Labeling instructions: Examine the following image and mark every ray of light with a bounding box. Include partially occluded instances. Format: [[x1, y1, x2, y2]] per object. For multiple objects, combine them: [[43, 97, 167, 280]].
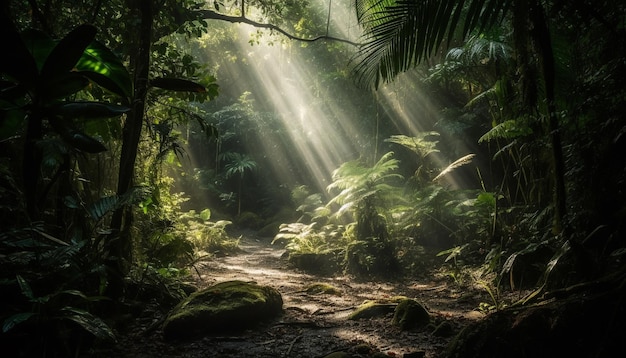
[[183, 0, 478, 207]]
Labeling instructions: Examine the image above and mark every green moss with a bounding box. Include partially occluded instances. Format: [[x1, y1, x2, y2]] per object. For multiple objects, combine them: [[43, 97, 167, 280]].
[[348, 300, 396, 320], [392, 298, 430, 330], [304, 282, 342, 296], [163, 281, 282, 340]]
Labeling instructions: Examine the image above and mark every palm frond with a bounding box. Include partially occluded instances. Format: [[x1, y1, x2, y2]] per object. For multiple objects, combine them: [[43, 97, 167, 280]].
[[353, 0, 512, 87]]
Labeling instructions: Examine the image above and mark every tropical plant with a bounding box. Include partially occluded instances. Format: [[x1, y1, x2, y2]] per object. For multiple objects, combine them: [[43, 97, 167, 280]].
[[0, 23, 132, 220], [385, 132, 441, 183], [181, 208, 238, 256], [352, 0, 567, 234], [327, 151, 404, 276], [223, 152, 258, 216]]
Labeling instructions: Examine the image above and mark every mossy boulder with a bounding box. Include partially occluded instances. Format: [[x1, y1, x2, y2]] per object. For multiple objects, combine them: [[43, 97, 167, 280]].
[[348, 300, 396, 320], [162, 280, 283, 340], [392, 298, 430, 330], [304, 282, 342, 296]]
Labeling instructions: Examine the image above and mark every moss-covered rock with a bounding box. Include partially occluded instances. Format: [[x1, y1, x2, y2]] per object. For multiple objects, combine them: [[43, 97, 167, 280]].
[[348, 300, 396, 320], [392, 298, 430, 330], [162, 280, 283, 340], [304, 282, 342, 296]]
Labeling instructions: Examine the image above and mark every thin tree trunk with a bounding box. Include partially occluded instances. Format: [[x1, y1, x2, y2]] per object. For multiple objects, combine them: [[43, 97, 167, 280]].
[[107, 0, 153, 298], [529, 1, 567, 234]]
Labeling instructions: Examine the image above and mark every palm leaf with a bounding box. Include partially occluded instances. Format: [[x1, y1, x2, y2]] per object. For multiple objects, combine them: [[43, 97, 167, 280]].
[[353, 0, 511, 87]]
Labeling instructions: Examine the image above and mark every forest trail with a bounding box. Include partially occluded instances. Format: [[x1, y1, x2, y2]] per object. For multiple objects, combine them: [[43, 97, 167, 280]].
[[108, 233, 488, 358]]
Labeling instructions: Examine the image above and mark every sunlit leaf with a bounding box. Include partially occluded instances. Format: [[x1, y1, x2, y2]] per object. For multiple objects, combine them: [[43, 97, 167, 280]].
[[432, 153, 476, 182], [200, 208, 211, 221], [76, 40, 133, 99]]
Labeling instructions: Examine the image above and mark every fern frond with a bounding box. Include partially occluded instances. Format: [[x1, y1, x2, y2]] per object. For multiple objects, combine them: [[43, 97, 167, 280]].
[[385, 132, 440, 159], [433, 153, 476, 182], [478, 119, 533, 143]]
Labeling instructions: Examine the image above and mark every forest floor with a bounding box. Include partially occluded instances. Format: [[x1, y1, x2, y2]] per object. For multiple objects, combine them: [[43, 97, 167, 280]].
[[94, 232, 496, 358]]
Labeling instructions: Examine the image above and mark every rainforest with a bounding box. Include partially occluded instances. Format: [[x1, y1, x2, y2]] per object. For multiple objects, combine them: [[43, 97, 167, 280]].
[[1, 1, 625, 357]]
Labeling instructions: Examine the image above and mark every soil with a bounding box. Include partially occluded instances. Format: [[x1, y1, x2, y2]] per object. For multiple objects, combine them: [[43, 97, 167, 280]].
[[91, 232, 492, 358]]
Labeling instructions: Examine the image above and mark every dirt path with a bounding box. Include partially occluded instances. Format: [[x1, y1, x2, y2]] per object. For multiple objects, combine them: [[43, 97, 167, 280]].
[[105, 233, 487, 357]]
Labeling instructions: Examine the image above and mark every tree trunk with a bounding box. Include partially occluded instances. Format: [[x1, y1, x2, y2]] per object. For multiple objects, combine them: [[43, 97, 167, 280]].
[[107, 0, 153, 298], [513, 0, 567, 235], [529, 1, 567, 235]]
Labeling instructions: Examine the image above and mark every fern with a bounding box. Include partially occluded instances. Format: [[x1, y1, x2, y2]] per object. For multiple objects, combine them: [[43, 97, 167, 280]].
[[385, 133, 440, 159], [478, 119, 533, 143]]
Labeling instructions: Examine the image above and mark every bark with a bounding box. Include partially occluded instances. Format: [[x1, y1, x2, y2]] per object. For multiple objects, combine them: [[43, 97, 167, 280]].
[[107, 0, 153, 298], [513, 0, 567, 234], [529, 1, 567, 234]]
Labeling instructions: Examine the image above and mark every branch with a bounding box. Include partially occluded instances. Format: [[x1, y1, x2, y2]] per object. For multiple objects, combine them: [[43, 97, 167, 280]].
[[191, 9, 360, 47]]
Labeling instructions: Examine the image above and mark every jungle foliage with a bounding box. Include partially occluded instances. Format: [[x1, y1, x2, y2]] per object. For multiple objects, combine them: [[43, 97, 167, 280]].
[[1, 0, 625, 356]]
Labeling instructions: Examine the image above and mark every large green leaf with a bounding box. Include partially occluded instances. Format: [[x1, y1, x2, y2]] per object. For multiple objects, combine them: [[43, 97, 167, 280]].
[[2, 312, 35, 333], [87, 195, 122, 220], [38, 73, 90, 102], [49, 117, 107, 153], [52, 102, 130, 119], [63, 131, 107, 153], [76, 40, 133, 99], [60, 307, 116, 341], [40, 24, 97, 79], [20, 29, 56, 73]]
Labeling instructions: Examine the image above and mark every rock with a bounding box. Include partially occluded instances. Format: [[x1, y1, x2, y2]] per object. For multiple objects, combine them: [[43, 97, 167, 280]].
[[304, 282, 342, 296], [392, 298, 430, 330], [348, 300, 396, 320], [162, 280, 283, 340]]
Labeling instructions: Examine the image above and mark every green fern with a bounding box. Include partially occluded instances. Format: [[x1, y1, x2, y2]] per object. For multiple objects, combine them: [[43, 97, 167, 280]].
[[385, 133, 440, 160], [478, 119, 533, 143]]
